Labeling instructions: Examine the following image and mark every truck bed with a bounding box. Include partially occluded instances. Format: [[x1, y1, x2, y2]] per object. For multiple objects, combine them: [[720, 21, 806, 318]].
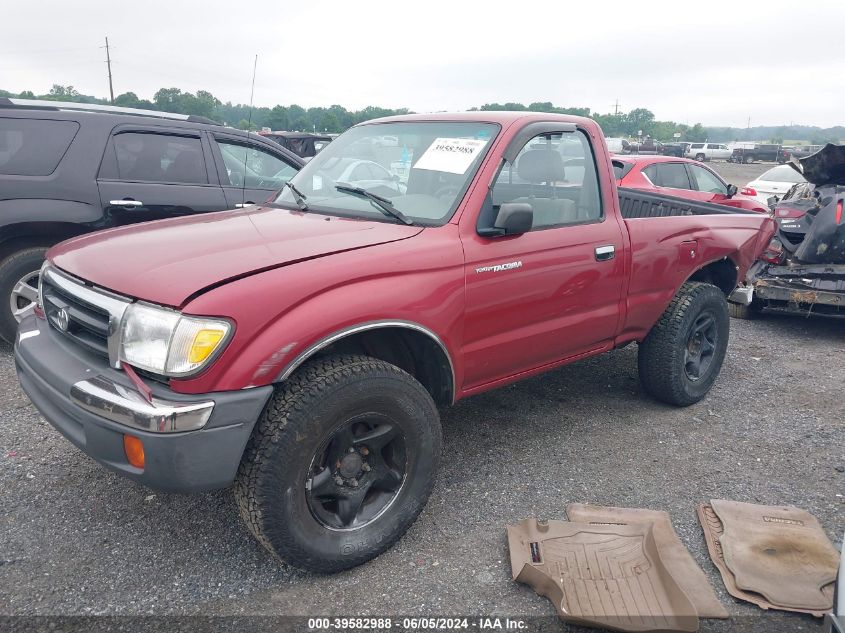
[[618, 187, 756, 219]]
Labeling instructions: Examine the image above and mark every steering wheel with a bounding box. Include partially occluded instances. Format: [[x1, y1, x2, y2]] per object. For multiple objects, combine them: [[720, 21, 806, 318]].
[[434, 185, 460, 199], [255, 177, 278, 189]]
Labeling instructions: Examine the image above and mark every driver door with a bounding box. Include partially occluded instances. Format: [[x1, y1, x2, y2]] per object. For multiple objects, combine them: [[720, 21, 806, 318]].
[[211, 134, 300, 208]]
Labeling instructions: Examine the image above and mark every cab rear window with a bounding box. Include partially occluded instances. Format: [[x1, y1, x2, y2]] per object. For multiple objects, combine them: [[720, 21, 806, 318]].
[[0, 118, 79, 176]]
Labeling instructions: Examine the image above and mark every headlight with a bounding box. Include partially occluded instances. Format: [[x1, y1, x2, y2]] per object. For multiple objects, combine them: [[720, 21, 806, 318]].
[[120, 302, 232, 377]]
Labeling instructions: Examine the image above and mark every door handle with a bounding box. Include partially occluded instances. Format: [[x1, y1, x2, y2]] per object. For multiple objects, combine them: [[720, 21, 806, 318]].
[[110, 199, 143, 207], [595, 245, 615, 261], [234, 202, 254, 208]]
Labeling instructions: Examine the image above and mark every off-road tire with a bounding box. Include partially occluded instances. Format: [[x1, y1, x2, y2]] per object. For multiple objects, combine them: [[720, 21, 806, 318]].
[[638, 282, 730, 406], [728, 299, 762, 320], [0, 246, 48, 344], [235, 354, 442, 573]]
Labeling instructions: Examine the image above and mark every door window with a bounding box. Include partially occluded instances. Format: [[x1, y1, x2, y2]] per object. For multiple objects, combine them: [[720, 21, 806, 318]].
[[217, 140, 297, 189], [642, 162, 692, 189], [689, 164, 728, 194], [109, 132, 207, 184], [489, 130, 602, 230]]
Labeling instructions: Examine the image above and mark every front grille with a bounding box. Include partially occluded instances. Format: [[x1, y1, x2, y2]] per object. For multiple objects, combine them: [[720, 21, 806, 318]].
[[39, 268, 130, 366], [42, 277, 111, 357]]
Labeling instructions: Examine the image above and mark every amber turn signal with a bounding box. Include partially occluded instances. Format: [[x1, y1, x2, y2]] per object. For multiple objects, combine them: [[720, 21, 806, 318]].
[[123, 434, 145, 469]]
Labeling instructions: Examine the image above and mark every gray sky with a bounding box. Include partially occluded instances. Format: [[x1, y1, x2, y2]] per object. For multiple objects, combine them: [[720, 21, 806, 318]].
[[3, 1, 844, 128]]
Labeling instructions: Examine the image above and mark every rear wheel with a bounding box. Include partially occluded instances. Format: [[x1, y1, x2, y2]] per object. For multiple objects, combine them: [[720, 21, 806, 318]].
[[695, 153, 706, 162], [638, 282, 730, 406], [0, 246, 48, 344], [235, 354, 442, 572], [743, 154, 754, 164]]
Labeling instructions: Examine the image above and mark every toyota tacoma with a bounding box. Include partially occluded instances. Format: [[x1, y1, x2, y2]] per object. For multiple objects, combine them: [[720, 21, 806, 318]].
[[15, 112, 776, 572]]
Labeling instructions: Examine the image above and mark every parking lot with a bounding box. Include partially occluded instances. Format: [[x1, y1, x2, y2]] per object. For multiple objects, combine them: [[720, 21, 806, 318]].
[[1, 161, 842, 631]]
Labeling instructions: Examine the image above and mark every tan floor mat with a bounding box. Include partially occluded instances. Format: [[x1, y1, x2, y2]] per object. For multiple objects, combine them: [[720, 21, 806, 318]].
[[566, 504, 728, 619], [711, 499, 838, 612], [507, 518, 699, 632], [698, 503, 835, 617]]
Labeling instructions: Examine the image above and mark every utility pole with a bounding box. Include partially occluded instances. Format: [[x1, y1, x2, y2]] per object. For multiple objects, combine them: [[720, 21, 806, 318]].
[[612, 98, 621, 115], [104, 37, 114, 104]]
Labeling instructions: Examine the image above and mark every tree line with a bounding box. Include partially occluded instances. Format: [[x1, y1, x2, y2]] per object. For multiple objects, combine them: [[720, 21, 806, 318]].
[[2, 85, 842, 144]]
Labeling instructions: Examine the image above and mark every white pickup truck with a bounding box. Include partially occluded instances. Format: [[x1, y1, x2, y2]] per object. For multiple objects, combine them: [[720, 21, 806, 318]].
[[685, 143, 732, 162]]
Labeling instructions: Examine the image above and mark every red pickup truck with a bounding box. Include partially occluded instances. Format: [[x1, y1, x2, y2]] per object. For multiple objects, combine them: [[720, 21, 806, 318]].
[[15, 112, 775, 573]]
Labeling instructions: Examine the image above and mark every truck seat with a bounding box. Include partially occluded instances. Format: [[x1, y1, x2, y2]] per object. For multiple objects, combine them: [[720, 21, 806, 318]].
[[512, 150, 577, 227]]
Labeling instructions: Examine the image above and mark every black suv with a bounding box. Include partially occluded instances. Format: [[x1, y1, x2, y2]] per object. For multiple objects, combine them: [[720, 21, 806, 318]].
[[0, 99, 304, 342]]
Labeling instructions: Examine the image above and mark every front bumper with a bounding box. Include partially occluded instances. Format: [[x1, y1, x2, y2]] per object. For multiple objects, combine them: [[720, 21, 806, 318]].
[[14, 315, 273, 492]]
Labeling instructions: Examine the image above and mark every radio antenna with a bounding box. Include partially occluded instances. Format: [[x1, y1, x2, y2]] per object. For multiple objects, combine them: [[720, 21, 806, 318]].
[[240, 54, 258, 206]]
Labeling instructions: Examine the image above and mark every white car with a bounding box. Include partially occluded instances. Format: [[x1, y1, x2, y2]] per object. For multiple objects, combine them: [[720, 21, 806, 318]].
[[684, 143, 732, 161], [742, 164, 806, 205], [604, 137, 631, 154]]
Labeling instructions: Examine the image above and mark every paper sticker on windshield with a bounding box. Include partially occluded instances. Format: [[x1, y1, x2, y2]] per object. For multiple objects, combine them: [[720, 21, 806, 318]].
[[413, 137, 488, 175]]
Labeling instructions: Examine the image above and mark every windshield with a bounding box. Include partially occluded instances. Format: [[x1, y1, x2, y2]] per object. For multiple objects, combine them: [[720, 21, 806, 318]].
[[759, 165, 806, 183], [272, 121, 499, 225]]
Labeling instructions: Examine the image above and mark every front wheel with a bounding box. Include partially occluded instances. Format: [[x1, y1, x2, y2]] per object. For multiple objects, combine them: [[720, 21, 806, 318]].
[[235, 354, 442, 572], [0, 246, 48, 344], [638, 282, 730, 406], [695, 153, 706, 162], [743, 155, 754, 164]]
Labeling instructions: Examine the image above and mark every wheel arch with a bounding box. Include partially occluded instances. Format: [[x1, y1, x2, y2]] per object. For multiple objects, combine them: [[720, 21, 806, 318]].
[[0, 221, 90, 261], [685, 257, 738, 296], [275, 320, 456, 406]]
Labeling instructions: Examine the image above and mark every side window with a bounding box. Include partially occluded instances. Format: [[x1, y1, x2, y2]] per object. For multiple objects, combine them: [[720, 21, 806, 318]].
[[111, 132, 207, 184], [489, 130, 601, 231], [217, 140, 297, 189], [0, 118, 79, 176], [689, 165, 728, 194], [645, 163, 692, 189]]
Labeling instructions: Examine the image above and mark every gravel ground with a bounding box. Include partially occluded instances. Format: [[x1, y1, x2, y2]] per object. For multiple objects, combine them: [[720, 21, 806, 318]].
[[705, 161, 774, 189], [1, 159, 842, 632], [1, 311, 843, 630]]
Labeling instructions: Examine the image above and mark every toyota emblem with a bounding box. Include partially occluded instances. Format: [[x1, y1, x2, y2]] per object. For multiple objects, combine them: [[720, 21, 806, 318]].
[[55, 308, 70, 332]]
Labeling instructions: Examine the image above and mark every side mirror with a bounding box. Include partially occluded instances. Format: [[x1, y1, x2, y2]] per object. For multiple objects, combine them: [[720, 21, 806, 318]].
[[478, 203, 533, 237], [726, 184, 738, 198]]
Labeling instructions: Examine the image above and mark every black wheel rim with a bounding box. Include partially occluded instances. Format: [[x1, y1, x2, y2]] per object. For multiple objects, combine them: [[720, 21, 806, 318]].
[[305, 414, 406, 531], [684, 311, 718, 382]]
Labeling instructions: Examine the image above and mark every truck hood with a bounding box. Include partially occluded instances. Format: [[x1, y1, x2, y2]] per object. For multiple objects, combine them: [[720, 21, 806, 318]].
[[49, 206, 423, 307]]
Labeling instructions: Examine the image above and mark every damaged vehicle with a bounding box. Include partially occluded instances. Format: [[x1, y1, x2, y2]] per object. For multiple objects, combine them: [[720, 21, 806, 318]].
[[15, 112, 776, 573], [730, 144, 845, 319]]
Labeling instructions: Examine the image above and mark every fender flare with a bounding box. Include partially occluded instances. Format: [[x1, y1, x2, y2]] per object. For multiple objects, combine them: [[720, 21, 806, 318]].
[[274, 319, 456, 403]]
